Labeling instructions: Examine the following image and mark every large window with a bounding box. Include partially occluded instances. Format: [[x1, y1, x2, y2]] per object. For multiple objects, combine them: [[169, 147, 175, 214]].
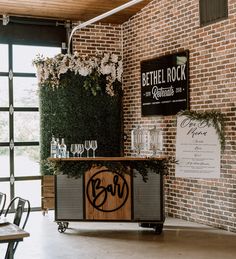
[[200, 0, 228, 26], [0, 43, 60, 209]]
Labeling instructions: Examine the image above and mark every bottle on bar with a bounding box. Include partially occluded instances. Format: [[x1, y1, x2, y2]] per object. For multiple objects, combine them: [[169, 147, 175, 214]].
[[60, 138, 67, 158], [50, 135, 57, 158], [56, 138, 60, 158]]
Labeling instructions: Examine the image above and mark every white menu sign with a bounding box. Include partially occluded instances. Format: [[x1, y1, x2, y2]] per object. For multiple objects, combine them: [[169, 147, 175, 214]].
[[175, 115, 220, 178]]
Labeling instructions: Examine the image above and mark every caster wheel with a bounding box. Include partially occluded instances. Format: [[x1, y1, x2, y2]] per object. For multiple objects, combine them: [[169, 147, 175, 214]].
[[57, 222, 68, 233], [58, 225, 66, 233], [139, 223, 150, 228], [63, 222, 69, 228], [154, 224, 163, 234]]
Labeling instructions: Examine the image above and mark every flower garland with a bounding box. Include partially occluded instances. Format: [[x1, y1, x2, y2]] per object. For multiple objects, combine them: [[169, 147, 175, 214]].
[[178, 110, 226, 151], [33, 52, 123, 96]]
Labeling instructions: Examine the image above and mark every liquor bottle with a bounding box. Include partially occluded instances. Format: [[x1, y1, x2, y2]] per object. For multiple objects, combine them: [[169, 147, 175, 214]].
[[60, 138, 67, 158], [56, 138, 60, 158], [50, 135, 57, 158]]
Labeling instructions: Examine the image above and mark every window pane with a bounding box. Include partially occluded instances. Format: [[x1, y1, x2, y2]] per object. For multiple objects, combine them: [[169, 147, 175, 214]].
[[15, 180, 41, 207], [14, 77, 39, 107], [0, 181, 10, 205], [13, 45, 60, 73], [0, 112, 9, 142], [14, 112, 39, 142], [0, 147, 9, 177], [14, 146, 40, 176], [0, 44, 8, 72], [0, 77, 9, 107], [200, 0, 228, 26]]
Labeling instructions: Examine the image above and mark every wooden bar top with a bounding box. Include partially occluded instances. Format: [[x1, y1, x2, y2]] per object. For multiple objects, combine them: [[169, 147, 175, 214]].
[[48, 156, 167, 162]]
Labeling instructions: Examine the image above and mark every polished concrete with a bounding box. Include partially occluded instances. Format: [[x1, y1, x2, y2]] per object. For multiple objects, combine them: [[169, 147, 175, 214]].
[[1, 211, 236, 259]]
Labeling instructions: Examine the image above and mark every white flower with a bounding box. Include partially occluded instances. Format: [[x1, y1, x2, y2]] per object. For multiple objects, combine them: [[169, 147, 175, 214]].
[[111, 65, 116, 81], [35, 64, 43, 83], [58, 64, 68, 77], [111, 54, 118, 63], [33, 52, 123, 96], [43, 63, 50, 80], [106, 83, 115, 97], [101, 53, 110, 64], [117, 60, 123, 82], [100, 64, 112, 75], [74, 51, 79, 58], [78, 66, 90, 77]]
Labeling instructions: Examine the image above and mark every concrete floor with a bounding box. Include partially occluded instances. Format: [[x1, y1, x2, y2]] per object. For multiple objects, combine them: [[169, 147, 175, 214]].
[[1, 211, 236, 259]]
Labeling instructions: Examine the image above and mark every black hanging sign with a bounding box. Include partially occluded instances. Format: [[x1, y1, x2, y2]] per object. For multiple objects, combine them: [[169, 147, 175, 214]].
[[141, 51, 189, 116]]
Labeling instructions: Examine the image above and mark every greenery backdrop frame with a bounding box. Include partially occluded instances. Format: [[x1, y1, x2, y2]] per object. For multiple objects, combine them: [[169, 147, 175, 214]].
[[35, 53, 124, 175]]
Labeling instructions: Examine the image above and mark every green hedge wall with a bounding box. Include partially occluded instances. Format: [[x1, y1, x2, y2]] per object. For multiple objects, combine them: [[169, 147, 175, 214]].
[[40, 72, 123, 175]]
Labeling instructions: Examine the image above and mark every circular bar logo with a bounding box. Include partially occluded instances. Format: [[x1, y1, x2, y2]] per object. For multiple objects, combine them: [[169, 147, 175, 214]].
[[86, 170, 129, 212]]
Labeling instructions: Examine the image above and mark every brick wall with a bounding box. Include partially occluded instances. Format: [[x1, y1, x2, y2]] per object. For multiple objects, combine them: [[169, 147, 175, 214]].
[[72, 0, 236, 232], [122, 0, 236, 232], [72, 22, 122, 56]]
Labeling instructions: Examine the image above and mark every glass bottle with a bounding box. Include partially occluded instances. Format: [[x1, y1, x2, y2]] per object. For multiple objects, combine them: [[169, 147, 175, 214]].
[[60, 138, 67, 158], [56, 138, 60, 158], [50, 135, 57, 158]]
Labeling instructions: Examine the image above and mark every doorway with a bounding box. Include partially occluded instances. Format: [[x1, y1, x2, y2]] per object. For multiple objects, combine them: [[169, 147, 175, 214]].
[[0, 43, 60, 210]]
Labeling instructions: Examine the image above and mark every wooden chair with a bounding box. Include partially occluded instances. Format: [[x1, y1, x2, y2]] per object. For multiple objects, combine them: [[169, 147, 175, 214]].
[[4, 197, 30, 259], [0, 192, 6, 216]]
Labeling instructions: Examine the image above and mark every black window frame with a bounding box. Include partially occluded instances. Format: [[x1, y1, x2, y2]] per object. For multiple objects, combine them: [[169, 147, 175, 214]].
[[199, 0, 228, 27], [0, 17, 66, 211]]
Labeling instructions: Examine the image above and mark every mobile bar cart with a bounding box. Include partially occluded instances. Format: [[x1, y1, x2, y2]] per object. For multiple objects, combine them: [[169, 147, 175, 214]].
[[50, 157, 166, 234]]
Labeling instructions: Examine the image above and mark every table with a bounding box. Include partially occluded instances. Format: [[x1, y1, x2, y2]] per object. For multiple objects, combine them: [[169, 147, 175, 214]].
[[0, 222, 29, 259]]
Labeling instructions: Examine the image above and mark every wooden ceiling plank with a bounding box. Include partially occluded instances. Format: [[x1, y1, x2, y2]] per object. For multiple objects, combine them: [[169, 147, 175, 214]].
[[0, 0, 152, 24]]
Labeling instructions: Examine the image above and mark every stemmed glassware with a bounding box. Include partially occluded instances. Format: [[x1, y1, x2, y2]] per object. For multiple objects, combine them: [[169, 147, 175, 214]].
[[78, 144, 84, 157], [74, 144, 79, 157], [90, 140, 97, 158], [71, 141, 97, 158], [84, 140, 90, 158], [70, 144, 77, 157]]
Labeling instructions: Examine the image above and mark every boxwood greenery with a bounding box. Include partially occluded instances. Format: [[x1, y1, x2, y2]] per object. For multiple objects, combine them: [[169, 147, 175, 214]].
[[178, 110, 226, 151], [47, 158, 171, 182], [40, 72, 123, 175]]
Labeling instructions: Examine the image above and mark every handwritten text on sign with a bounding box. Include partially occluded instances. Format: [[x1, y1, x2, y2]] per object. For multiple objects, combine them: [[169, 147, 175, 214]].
[[175, 116, 220, 178]]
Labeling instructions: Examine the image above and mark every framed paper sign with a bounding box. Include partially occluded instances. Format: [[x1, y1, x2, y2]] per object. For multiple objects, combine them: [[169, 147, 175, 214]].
[[141, 51, 189, 116], [175, 115, 221, 179]]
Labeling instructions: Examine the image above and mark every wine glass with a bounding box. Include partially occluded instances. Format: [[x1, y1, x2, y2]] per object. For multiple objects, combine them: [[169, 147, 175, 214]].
[[84, 140, 90, 157], [90, 140, 97, 158], [75, 144, 81, 157], [79, 144, 84, 157], [70, 144, 77, 157], [77, 144, 84, 158], [76, 144, 81, 157]]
